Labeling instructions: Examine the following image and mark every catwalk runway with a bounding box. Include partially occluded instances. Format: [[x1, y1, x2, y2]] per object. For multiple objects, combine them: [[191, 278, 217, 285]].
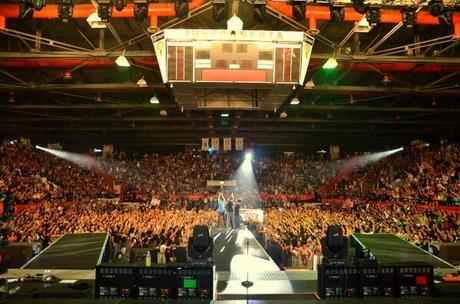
[[211, 227, 279, 273], [22, 233, 109, 270]]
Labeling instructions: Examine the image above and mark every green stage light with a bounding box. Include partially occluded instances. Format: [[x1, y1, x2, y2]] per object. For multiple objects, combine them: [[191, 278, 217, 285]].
[[322, 57, 338, 69]]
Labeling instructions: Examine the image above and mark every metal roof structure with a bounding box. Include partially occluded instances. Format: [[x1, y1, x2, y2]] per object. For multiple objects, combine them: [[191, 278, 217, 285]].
[[0, 0, 459, 150]]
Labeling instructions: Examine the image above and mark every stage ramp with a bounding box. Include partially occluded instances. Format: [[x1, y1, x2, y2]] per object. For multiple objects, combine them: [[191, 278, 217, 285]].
[[22, 233, 109, 270], [352, 233, 455, 269]]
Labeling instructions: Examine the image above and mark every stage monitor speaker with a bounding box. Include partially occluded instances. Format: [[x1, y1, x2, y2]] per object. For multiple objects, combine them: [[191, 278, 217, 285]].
[[188, 225, 213, 260]]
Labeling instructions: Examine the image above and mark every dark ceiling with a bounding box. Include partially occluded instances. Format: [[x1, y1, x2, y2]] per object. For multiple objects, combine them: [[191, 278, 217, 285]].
[[0, 0, 459, 152]]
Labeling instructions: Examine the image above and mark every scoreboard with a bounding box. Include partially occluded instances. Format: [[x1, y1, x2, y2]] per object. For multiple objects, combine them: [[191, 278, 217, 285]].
[[152, 29, 314, 85]]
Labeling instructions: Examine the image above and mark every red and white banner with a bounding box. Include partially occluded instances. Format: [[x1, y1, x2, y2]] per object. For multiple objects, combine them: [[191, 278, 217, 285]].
[[235, 138, 244, 151], [211, 138, 220, 151], [201, 138, 209, 151], [224, 138, 232, 151]]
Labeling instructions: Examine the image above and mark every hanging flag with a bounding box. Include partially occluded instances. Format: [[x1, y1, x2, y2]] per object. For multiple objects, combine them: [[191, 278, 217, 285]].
[[330, 145, 340, 160], [224, 138, 232, 151], [235, 138, 244, 151], [201, 138, 209, 151], [211, 138, 220, 151]]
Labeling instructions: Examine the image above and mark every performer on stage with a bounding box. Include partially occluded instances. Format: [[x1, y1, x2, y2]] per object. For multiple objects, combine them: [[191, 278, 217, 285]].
[[233, 199, 241, 229], [225, 193, 234, 229], [216, 192, 226, 228]]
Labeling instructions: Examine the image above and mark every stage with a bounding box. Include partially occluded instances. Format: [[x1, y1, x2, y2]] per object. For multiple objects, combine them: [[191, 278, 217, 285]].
[[1, 230, 459, 302]]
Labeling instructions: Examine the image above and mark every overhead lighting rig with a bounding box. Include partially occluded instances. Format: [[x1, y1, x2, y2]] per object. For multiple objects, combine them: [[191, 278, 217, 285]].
[[97, 0, 113, 23], [57, 0, 74, 23], [134, 0, 150, 22], [19, 0, 45, 20], [253, 0, 267, 23], [330, 3, 345, 23], [351, 0, 368, 14], [175, 0, 189, 19], [366, 6, 381, 26], [289, 0, 307, 21], [212, 0, 227, 22], [428, 0, 444, 17], [114, 0, 127, 11], [401, 7, 416, 28]]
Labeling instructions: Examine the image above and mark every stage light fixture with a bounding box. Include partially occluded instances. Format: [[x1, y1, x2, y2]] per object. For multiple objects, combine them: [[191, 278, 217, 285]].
[[150, 95, 160, 104], [401, 7, 416, 28], [253, 0, 267, 23], [366, 6, 381, 26], [137, 76, 148, 87], [97, 0, 113, 23], [87, 12, 107, 28], [212, 0, 227, 22], [57, 0, 74, 23], [114, 0, 127, 11], [175, 0, 189, 19], [134, 0, 149, 22], [322, 56, 338, 69], [330, 4, 345, 23], [438, 10, 453, 27], [32, 0, 45, 11], [428, 0, 444, 17], [115, 50, 130, 67], [19, 1, 35, 21], [290, 97, 300, 105], [352, 0, 367, 14], [290, 0, 306, 21]]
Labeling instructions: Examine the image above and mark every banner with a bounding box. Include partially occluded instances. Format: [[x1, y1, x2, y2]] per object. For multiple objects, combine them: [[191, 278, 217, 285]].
[[211, 138, 220, 151], [330, 145, 340, 160], [103, 144, 114, 158], [201, 138, 209, 151], [235, 138, 244, 151], [151, 31, 168, 83], [224, 138, 232, 151]]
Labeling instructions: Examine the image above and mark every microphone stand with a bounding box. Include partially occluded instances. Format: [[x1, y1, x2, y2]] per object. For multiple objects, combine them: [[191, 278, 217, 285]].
[[241, 240, 253, 303]]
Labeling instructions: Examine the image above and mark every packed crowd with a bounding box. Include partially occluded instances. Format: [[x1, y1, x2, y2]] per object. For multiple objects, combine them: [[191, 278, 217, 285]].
[[259, 201, 459, 268], [1, 138, 460, 267]]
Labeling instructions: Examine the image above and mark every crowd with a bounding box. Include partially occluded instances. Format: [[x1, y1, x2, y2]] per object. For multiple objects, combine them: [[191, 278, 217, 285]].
[[259, 200, 460, 268], [1, 138, 459, 268]]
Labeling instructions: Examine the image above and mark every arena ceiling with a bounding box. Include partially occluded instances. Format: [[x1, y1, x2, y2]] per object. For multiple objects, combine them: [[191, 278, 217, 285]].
[[0, 0, 459, 151]]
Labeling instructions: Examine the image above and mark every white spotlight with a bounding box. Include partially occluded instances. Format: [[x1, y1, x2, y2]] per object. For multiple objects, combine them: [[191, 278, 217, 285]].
[[87, 12, 107, 28], [137, 76, 148, 87], [245, 152, 253, 161], [290, 97, 300, 105]]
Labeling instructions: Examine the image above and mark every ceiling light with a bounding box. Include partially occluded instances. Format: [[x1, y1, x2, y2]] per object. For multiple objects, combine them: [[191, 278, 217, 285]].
[[134, 0, 149, 22], [322, 56, 338, 69], [305, 79, 315, 88], [290, 0, 306, 21], [355, 16, 372, 33], [428, 0, 444, 17], [175, 0, 189, 19], [330, 4, 345, 23], [253, 0, 267, 23], [87, 12, 107, 28], [115, 50, 130, 67], [150, 95, 160, 104], [212, 0, 227, 22], [160, 109, 168, 116], [349, 94, 355, 105], [96, 91, 102, 102], [57, 0, 74, 23], [290, 97, 300, 105], [97, 0, 113, 23], [227, 15, 243, 31], [366, 6, 381, 27], [280, 111, 288, 119], [63, 70, 72, 80], [137, 76, 148, 87], [221, 113, 230, 117]]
